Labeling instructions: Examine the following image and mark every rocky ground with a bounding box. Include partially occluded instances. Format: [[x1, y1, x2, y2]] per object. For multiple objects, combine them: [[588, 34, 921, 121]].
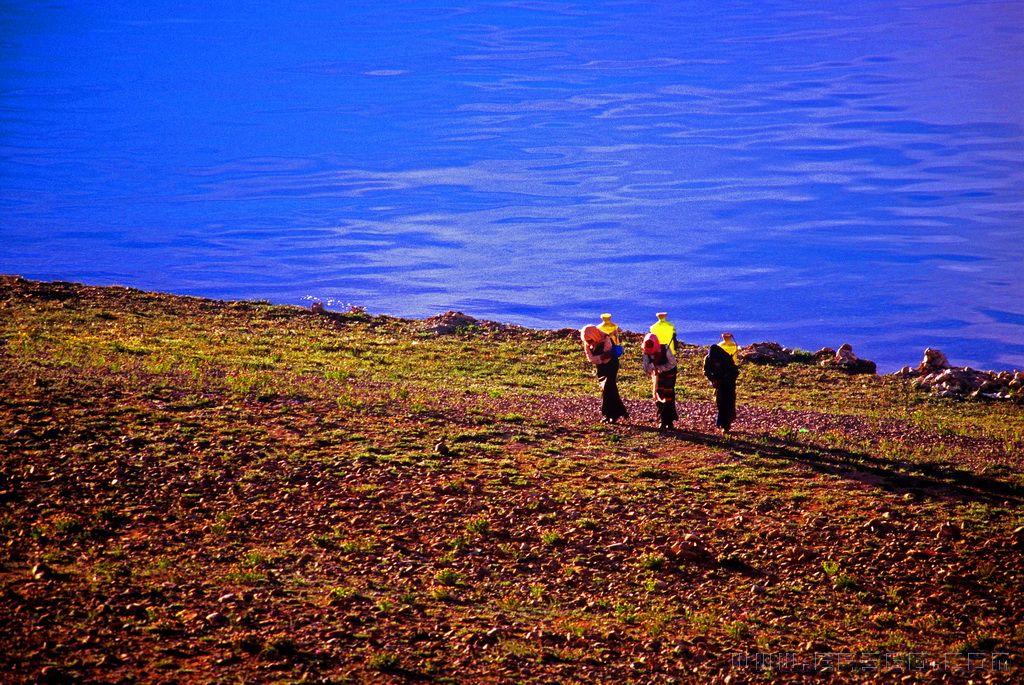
[[1, 276, 1023, 683]]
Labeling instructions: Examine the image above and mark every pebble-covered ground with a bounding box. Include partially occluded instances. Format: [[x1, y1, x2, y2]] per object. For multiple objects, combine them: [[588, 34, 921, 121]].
[[2, 276, 1022, 683]]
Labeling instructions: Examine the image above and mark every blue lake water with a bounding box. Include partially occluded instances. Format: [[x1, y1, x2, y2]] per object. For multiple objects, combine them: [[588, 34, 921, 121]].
[[2, 1, 1023, 372]]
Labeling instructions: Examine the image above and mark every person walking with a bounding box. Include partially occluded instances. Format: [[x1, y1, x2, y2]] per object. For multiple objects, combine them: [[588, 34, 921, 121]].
[[580, 324, 629, 424], [650, 312, 677, 354], [703, 342, 739, 433], [641, 333, 678, 430], [718, 332, 739, 362], [598, 313, 623, 350]]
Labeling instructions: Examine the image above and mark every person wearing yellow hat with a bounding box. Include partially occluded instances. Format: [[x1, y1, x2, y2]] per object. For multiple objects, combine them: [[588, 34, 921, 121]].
[[641, 332, 678, 430], [649, 312, 677, 355], [579, 324, 628, 424], [718, 332, 738, 362], [703, 341, 739, 433], [598, 313, 623, 357]]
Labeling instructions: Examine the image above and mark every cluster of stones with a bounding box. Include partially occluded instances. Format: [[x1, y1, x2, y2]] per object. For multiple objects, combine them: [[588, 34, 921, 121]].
[[738, 341, 877, 375], [421, 310, 516, 335], [422, 310, 481, 334], [895, 348, 1024, 402]]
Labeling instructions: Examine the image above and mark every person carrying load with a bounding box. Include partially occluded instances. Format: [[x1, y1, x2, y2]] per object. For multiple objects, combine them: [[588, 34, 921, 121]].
[[718, 332, 739, 362], [649, 312, 677, 355], [579, 324, 629, 424], [704, 342, 739, 433], [641, 332, 678, 430], [598, 313, 624, 357]]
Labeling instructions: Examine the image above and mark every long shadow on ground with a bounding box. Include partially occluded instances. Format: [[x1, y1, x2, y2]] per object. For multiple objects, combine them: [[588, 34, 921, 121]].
[[638, 426, 1024, 505]]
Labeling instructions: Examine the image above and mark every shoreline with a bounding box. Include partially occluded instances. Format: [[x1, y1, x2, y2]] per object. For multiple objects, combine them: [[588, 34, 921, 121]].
[[5, 273, 1019, 385], [8, 270, 1024, 376]]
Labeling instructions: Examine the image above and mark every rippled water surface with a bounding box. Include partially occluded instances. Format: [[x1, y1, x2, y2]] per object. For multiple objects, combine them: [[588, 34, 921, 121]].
[[2, 1, 1023, 371]]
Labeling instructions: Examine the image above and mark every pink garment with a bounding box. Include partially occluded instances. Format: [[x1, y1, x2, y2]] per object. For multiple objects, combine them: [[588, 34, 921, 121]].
[[643, 333, 661, 355], [580, 326, 612, 364]]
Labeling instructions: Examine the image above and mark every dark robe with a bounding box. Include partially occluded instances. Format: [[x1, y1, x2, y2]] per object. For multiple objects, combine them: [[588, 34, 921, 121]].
[[703, 344, 738, 431], [595, 355, 629, 422], [650, 350, 678, 428]]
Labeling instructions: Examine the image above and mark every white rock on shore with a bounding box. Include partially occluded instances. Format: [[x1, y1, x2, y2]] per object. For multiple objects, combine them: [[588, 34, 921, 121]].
[[895, 348, 1023, 402]]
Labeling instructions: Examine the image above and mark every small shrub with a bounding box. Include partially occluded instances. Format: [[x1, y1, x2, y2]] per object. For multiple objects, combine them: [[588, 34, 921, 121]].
[[636, 466, 671, 480], [239, 551, 272, 568], [833, 575, 859, 591], [540, 530, 564, 546], [775, 426, 798, 441], [434, 569, 460, 587], [955, 634, 999, 655], [438, 479, 467, 494], [614, 602, 638, 625], [639, 553, 667, 571], [685, 608, 720, 632], [430, 586, 456, 602], [465, 517, 490, 537], [367, 651, 400, 672], [223, 570, 267, 585], [338, 538, 375, 554], [328, 586, 357, 605], [51, 515, 85, 538], [308, 532, 336, 549], [726, 620, 751, 640]]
